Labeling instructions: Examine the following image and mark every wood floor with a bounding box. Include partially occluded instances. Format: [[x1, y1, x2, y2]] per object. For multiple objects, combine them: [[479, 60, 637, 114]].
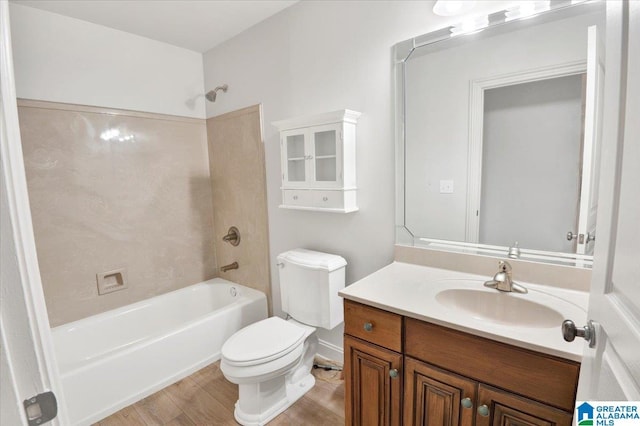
[[95, 361, 345, 425]]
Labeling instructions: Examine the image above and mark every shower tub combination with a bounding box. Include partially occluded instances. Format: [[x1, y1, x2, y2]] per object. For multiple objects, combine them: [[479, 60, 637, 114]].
[[52, 278, 267, 425]]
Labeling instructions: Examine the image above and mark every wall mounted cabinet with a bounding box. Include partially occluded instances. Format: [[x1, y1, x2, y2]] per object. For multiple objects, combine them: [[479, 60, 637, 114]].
[[273, 110, 360, 213]]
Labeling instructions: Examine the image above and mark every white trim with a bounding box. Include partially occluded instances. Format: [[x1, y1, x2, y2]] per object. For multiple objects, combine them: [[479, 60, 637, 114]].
[[466, 60, 588, 242], [316, 339, 344, 364], [0, 1, 68, 423], [272, 109, 361, 131]]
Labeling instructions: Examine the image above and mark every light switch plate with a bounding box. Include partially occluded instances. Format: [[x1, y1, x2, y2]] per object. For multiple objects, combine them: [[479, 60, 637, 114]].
[[439, 180, 454, 194]]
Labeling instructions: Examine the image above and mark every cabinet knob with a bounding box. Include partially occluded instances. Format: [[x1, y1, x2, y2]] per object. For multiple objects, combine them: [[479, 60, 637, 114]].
[[293, 195, 298, 200], [389, 369, 399, 379], [363, 322, 373, 332], [477, 404, 490, 417], [461, 397, 473, 409], [323, 196, 328, 201]]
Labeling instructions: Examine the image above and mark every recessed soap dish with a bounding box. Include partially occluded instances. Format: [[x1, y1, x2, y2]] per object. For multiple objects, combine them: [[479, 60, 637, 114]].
[[97, 268, 128, 295]]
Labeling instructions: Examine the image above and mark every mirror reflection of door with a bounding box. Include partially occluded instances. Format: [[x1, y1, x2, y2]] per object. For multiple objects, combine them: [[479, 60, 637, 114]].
[[477, 25, 603, 255], [479, 74, 584, 253]]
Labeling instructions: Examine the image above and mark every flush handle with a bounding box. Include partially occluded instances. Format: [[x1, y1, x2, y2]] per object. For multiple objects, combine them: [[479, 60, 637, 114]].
[[461, 397, 473, 409], [363, 322, 373, 332], [562, 319, 596, 348]]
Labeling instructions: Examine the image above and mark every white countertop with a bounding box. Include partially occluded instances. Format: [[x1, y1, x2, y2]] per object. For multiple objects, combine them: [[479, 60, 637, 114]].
[[339, 261, 589, 362]]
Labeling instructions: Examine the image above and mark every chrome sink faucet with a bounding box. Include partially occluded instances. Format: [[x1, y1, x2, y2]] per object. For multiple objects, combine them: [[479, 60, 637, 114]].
[[484, 260, 528, 294]]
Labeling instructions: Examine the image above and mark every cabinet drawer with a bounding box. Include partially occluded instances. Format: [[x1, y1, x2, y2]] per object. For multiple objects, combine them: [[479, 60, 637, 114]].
[[313, 190, 344, 209], [282, 189, 309, 206], [405, 318, 579, 412], [344, 300, 402, 352]]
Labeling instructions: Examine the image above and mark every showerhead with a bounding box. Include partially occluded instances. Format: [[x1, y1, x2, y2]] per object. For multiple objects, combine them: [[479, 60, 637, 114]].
[[205, 84, 228, 102]]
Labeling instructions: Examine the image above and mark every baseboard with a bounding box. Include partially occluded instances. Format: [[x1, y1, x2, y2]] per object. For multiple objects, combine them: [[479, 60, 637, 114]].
[[317, 338, 344, 364]]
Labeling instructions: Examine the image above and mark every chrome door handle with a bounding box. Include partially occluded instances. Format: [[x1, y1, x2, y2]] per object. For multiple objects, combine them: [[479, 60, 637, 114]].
[[566, 231, 578, 241], [562, 319, 596, 348]]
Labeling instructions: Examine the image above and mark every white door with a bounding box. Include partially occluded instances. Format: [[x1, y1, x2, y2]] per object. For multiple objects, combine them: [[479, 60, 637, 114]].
[[576, 25, 605, 256], [573, 1, 640, 401], [0, 2, 68, 425]]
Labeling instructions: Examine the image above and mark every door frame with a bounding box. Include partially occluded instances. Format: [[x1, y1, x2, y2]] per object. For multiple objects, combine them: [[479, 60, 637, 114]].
[[0, 1, 68, 423], [466, 60, 587, 244]]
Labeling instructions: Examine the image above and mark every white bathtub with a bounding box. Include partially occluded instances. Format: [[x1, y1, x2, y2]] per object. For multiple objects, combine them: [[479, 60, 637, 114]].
[[51, 278, 267, 425]]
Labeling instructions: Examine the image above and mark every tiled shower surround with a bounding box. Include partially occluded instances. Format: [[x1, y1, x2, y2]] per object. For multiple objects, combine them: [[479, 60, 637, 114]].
[[18, 100, 269, 326]]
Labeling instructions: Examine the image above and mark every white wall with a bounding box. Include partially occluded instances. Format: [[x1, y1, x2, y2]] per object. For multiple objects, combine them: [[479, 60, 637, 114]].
[[404, 10, 603, 242], [201, 1, 511, 359], [9, 3, 206, 118]]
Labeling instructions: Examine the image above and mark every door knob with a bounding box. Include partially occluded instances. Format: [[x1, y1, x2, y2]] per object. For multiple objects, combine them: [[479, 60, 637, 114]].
[[566, 231, 578, 241], [389, 369, 399, 379], [562, 319, 596, 348]]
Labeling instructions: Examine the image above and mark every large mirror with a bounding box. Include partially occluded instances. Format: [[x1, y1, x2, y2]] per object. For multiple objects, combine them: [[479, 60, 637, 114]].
[[395, 1, 606, 268]]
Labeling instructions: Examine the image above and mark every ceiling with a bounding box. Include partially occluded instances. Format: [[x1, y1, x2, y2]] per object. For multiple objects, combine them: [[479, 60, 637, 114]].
[[11, 0, 298, 53]]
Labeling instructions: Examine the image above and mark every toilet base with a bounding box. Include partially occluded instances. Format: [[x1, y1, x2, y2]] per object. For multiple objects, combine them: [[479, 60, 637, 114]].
[[233, 373, 316, 426]]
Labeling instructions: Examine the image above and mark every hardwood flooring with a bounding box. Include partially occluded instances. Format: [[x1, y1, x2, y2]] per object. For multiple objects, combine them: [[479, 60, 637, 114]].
[[96, 361, 345, 425]]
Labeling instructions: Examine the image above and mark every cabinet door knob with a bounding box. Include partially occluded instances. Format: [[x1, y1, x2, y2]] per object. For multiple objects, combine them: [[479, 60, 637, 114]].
[[363, 322, 373, 332], [323, 196, 328, 201], [477, 404, 490, 417], [389, 369, 399, 379], [461, 397, 473, 409], [293, 195, 298, 200]]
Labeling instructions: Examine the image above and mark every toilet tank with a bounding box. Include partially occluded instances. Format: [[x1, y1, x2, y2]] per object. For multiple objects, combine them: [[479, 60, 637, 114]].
[[277, 249, 346, 329]]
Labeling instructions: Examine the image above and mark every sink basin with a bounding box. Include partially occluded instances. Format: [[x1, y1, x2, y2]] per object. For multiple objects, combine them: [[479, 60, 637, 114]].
[[435, 289, 564, 328]]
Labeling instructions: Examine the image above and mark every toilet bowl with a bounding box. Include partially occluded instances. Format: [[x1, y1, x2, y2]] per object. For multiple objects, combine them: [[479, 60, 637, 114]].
[[221, 317, 318, 425], [220, 249, 346, 426]]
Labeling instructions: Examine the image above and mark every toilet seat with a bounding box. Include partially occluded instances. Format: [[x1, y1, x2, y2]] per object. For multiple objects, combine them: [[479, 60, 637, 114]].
[[222, 317, 306, 367]]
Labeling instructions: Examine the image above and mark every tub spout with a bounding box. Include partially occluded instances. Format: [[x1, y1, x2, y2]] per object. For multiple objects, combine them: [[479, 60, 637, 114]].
[[220, 262, 239, 272]]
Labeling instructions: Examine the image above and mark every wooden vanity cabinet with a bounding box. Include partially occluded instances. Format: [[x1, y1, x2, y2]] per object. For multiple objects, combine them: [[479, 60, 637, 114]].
[[344, 300, 578, 426], [344, 301, 403, 425], [403, 357, 476, 426], [344, 336, 403, 426]]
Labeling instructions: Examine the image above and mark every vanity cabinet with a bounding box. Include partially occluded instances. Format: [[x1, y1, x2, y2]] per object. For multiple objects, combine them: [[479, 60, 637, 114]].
[[273, 110, 360, 213], [344, 300, 578, 426], [344, 301, 403, 425]]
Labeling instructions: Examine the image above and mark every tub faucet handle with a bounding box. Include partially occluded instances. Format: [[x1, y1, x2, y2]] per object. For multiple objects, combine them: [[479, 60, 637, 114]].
[[222, 227, 240, 246]]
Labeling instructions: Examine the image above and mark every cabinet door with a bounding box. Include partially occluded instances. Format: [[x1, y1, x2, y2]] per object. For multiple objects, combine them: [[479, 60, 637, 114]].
[[404, 358, 477, 426], [476, 385, 572, 426], [309, 123, 342, 188], [282, 129, 309, 187], [344, 336, 402, 426]]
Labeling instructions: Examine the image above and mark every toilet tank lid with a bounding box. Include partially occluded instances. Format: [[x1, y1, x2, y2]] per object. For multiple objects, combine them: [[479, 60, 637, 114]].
[[277, 248, 346, 272]]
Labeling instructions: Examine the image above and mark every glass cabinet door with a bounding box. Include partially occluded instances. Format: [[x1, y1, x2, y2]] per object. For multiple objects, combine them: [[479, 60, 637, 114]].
[[311, 124, 341, 186], [284, 132, 307, 184]]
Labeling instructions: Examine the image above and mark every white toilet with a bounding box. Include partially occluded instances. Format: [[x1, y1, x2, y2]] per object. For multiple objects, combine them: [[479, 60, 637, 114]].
[[220, 248, 346, 426]]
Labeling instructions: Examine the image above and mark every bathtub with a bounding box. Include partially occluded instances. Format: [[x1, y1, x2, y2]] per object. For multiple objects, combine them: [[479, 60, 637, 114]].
[[51, 278, 267, 425]]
